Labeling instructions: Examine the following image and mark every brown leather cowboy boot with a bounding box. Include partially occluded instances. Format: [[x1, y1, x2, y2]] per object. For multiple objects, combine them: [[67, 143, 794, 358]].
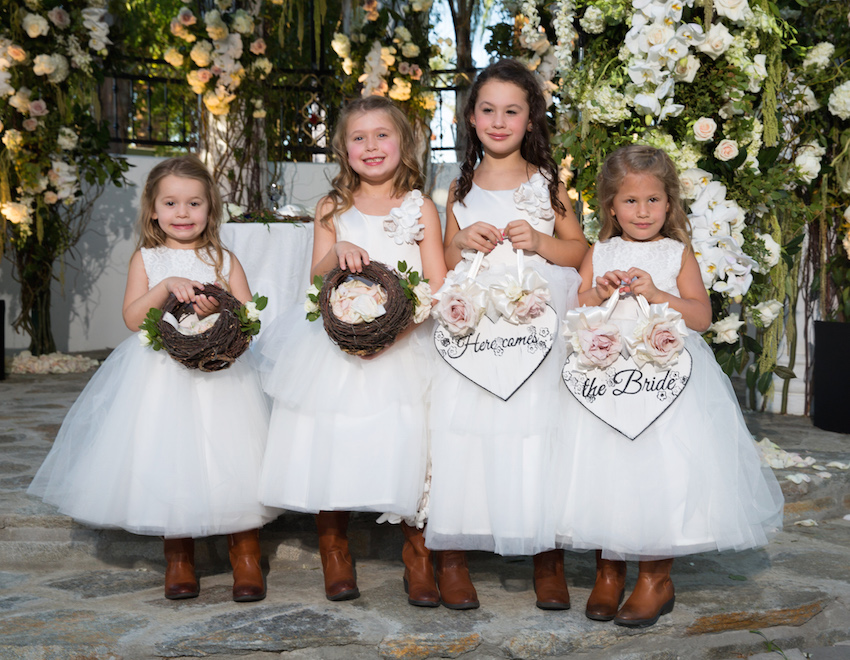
[[614, 558, 675, 628], [401, 523, 439, 607], [533, 549, 571, 610], [315, 511, 360, 601], [585, 550, 627, 621], [163, 537, 199, 600], [228, 529, 266, 602], [435, 550, 479, 610]]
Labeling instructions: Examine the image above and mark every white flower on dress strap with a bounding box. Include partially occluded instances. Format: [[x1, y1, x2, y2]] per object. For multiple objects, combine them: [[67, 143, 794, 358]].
[[383, 189, 425, 244], [513, 173, 555, 225]]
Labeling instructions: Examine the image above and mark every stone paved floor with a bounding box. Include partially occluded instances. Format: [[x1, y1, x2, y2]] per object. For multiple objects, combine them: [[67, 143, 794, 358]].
[[1, 370, 849, 659]]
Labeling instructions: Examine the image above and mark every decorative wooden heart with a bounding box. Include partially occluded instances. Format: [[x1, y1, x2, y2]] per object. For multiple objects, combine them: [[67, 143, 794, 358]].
[[561, 349, 692, 439], [434, 305, 558, 401]]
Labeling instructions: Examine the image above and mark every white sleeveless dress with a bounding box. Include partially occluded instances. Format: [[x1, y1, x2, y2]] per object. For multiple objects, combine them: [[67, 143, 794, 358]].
[[425, 174, 582, 556], [28, 246, 279, 538], [258, 192, 432, 520], [553, 237, 784, 560]]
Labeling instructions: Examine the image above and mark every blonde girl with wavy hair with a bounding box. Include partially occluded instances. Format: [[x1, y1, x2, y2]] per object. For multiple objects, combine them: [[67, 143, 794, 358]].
[[29, 154, 278, 605], [259, 95, 447, 608]]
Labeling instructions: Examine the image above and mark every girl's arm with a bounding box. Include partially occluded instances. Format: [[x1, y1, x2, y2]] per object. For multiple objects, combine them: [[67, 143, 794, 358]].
[[310, 197, 371, 277], [122, 251, 206, 331], [503, 183, 588, 268], [443, 182, 503, 269], [227, 254, 252, 304], [418, 197, 447, 292], [626, 249, 712, 331]]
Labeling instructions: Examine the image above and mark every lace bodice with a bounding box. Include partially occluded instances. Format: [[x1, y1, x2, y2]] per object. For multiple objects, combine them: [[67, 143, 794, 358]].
[[452, 172, 555, 268], [334, 190, 424, 272], [593, 237, 684, 296], [141, 246, 231, 290]]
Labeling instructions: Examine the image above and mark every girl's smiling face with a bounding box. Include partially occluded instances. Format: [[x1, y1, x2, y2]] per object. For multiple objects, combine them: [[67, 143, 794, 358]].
[[151, 175, 210, 248], [345, 109, 402, 185], [610, 172, 670, 242], [470, 79, 531, 157]]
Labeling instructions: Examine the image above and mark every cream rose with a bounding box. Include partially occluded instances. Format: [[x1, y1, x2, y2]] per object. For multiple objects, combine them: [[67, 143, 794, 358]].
[[22, 13, 49, 39], [714, 139, 739, 162], [577, 324, 622, 369], [697, 23, 734, 60], [641, 320, 684, 368], [709, 313, 745, 344], [515, 290, 550, 323], [434, 290, 480, 337], [693, 117, 717, 142], [750, 300, 783, 328]]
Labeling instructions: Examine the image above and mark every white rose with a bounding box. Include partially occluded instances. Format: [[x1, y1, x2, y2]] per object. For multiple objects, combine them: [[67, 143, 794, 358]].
[[22, 13, 49, 38], [244, 301, 260, 322], [828, 80, 850, 121], [331, 33, 350, 59], [32, 54, 57, 76], [710, 313, 745, 344], [714, 0, 750, 22], [138, 331, 152, 347], [750, 300, 783, 328], [57, 127, 78, 150], [697, 23, 734, 60], [412, 281, 433, 324], [673, 54, 701, 83], [802, 42, 835, 71], [163, 47, 184, 68], [693, 117, 717, 142], [755, 233, 781, 272]]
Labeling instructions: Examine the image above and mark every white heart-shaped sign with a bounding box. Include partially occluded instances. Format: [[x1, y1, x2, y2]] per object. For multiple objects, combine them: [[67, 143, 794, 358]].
[[561, 349, 692, 439], [434, 305, 558, 401]]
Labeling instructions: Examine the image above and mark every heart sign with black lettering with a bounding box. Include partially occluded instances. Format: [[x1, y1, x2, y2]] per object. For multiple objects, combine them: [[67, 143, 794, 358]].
[[435, 305, 558, 401], [561, 350, 692, 440]]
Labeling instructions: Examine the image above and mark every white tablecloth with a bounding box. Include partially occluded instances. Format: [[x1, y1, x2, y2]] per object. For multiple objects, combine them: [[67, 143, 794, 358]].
[[221, 223, 314, 327]]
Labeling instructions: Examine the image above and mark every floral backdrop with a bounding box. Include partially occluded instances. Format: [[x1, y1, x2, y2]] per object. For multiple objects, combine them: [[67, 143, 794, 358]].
[[1, 0, 849, 415]]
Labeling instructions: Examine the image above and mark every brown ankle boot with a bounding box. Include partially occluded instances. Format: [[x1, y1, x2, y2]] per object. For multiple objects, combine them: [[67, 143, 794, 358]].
[[228, 529, 266, 602], [533, 549, 570, 610], [614, 558, 675, 628], [435, 550, 479, 610], [401, 523, 439, 607], [316, 511, 359, 601], [163, 537, 199, 600], [585, 550, 626, 621]]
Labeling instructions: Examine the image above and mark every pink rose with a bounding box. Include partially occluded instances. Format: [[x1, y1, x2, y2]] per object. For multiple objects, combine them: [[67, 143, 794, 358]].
[[643, 320, 683, 367], [196, 68, 213, 83], [410, 65, 423, 81], [22, 118, 38, 131], [249, 38, 266, 55], [44, 190, 59, 204], [28, 99, 48, 117], [178, 7, 197, 26], [436, 291, 479, 337], [515, 290, 549, 323], [577, 324, 622, 369], [47, 7, 71, 29], [692, 117, 717, 142], [7, 44, 27, 62]]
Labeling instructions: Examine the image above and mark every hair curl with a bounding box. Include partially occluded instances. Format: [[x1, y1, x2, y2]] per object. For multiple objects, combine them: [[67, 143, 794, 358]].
[[136, 154, 229, 290], [596, 145, 692, 248], [320, 96, 424, 225], [455, 59, 564, 215]]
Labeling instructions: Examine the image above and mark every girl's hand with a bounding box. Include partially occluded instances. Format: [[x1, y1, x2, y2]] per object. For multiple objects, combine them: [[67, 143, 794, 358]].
[[334, 241, 370, 273], [595, 270, 628, 301], [164, 277, 205, 304], [503, 220, 540, 253], [192, 290, 221, 318], [451, 221, 503, 253], [625, 267, 662, 302]]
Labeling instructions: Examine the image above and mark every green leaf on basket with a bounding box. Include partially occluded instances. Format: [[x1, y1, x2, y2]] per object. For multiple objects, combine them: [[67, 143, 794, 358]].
[[728, 574, 747, 581]]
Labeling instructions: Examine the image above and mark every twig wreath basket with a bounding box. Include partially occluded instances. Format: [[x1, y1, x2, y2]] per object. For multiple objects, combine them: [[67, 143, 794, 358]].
[[156, 284, 252, 372], [318, 261, 414, 356]]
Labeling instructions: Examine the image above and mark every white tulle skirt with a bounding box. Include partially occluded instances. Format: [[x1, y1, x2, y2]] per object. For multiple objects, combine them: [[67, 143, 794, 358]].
[[257, 306, 432, 519], [27, 337, 280, 538], [425, 263, 581, 556], [553, 333, 784, 561]]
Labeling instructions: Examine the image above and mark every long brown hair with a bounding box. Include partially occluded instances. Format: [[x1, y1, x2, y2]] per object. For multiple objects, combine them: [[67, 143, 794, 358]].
[[320, 96, 424, 225], [455, 59, 564, 215], [136, 154, 230, 289], [596, 145, 691, 248]]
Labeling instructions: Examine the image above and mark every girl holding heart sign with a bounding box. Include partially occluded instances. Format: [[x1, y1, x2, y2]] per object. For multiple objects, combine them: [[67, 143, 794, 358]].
[[426, 59, 587, 610], [554, 145, 784, 628]]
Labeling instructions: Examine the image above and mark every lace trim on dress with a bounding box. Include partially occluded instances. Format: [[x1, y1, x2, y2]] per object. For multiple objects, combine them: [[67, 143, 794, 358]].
[[513, 173, 554, 226], [383, 190, 425, 245]]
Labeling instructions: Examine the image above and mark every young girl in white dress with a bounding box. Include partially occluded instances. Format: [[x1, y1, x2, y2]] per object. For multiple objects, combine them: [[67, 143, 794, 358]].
[[555, 145, 784, 627], [28, 155, 279, 602], [425, 59, 587, 610], [258, 97, 447, 607]]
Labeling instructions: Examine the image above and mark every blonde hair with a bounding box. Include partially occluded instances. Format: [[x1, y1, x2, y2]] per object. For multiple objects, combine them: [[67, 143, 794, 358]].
[[320, 96, 424, 225], [136, 154, 230, 290], [596, 145, 691, 248]]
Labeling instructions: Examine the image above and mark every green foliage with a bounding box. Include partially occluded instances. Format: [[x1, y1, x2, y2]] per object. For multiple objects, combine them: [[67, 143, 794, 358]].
[[139, 308, 165, 351], [235, 292, 268, 336], [305, 274, 323, 322]]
